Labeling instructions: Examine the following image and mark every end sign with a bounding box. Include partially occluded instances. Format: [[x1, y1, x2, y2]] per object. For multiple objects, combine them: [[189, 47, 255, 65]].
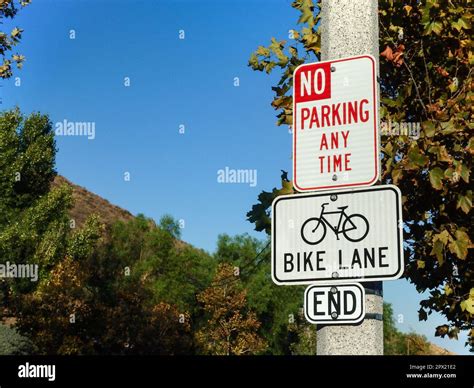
[[304, 283, 365, 325], [293, 55, 379, 192]]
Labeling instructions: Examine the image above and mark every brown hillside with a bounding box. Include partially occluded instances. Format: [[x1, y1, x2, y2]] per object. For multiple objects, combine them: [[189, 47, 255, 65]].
[[52, 175, 134, 228], [427, 344, 456, 355], [51, 175, 189, 250]]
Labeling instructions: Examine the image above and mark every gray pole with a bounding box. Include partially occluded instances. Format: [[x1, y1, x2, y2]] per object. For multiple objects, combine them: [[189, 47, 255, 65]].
[[316, 0, 384, 355]]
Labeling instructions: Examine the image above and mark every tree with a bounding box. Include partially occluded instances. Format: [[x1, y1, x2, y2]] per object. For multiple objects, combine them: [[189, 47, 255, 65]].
[[0, 323, 36, 355], [159, 214, 181, 239], [0, 0, 31, 79], [215, 233, 307, 354], [0, 109, 70, 300], [106, 215, 215, 315], [383, 302, 406, 355], [287, 309, 317, 355], [15, 216, 194, 355], [383, 302, 431, 355], [378, 0, 473, 352], [0, 108, 195, 355], [195, 263, 267, 355], [247, 0, 473, 350], [0, 108, 57, 225]]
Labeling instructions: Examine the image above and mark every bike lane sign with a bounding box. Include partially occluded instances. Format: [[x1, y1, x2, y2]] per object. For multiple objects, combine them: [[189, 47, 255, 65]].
[[271, 185, 403, 285]]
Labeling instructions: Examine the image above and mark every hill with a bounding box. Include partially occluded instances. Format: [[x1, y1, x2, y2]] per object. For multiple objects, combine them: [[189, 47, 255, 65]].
[[52, 175, 134, 228]]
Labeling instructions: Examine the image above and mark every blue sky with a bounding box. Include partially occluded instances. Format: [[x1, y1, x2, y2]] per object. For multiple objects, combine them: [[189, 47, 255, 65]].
[[2, 0, 469, 354]]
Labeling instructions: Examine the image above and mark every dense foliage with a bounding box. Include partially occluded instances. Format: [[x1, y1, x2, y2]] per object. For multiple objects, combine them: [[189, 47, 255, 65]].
[[247, 0, 473, 350]]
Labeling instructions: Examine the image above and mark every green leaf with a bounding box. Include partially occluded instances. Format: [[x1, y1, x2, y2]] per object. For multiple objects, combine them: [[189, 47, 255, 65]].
[[423, 21, 443, 35], [408, 145, 429, 168], [264, 61, 276, 74], [460, 163, 470, 183], [297, 4, 315, 27], [448, 230, 471, 260], [256, 46, 270, 57], [434, 230, 451, 245], [457, 16, 472, 30], [444, 284, 453, 296], [280, 179, 294, 195], [456, 191, 472, 214], [448, 80, 458, 93], [11, 27, 22, 38], [381, 97, 401, 108], [429, 167, 444, 190], [467, 137, 474, 153], [461, 294, 474, 315], [392, 168, 403, 184], [430, 239, 444, 265], [384, 141, 393, 156], [440, 120, 459, 135], [436, 146, 453, 163], [422, 121, 436, 137]]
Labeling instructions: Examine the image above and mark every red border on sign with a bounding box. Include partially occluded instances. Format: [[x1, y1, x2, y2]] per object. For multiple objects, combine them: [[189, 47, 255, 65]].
[[292, 55, 379, 192]]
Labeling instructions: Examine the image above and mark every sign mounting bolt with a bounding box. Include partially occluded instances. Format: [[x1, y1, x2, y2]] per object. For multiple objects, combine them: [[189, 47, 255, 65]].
[[331, 312, 338, 319], [330, 287, 338, 294], [331, 66, 336, 72], [332, 174, 338, 181], [330, 194, 338, 201], [332, 272, 339, 279]]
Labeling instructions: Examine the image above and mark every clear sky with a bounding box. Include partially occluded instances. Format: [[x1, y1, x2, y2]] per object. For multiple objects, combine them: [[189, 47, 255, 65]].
[[2, 0, 469, 354]]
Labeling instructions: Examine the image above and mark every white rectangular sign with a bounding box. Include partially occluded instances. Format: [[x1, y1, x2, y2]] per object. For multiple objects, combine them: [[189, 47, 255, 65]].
[[293, 55, 379, 192], [304, 283, 365, 324], [271, 185, 403, 285]]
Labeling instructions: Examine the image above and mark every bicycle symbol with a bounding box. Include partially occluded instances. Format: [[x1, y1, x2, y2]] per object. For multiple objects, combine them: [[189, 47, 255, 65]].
[[301, 203, 369, 245]]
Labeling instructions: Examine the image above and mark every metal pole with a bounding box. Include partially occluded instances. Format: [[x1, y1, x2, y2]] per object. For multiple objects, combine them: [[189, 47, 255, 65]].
[[316, 0, 383, 355]]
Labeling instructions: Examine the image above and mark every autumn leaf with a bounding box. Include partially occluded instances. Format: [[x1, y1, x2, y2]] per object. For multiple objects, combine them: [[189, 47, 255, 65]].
[[435, 66, 449, 77], [381, 45, 393, 60], [380, 45, 404, 67]]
